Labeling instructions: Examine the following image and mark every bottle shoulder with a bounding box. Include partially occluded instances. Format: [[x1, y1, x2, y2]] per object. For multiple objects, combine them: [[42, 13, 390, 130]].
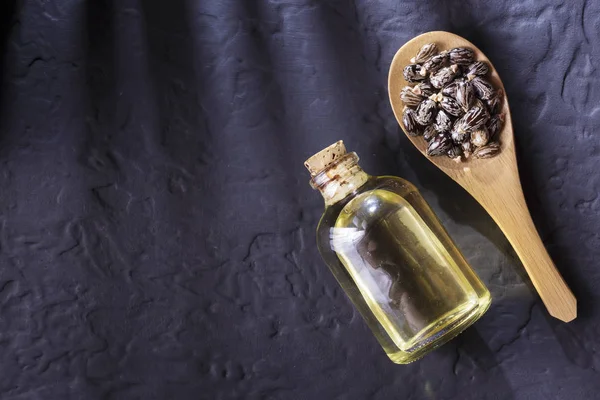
[[317, 175, 419, 232], [369, 175, 418, 195]]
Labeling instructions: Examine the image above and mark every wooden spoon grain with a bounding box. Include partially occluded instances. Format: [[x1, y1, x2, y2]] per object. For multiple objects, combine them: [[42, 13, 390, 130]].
[[388, 31, 576, 322]]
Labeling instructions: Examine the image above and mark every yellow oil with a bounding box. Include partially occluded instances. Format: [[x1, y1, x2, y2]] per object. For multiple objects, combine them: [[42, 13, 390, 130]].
[[332, 188, 490, 360]]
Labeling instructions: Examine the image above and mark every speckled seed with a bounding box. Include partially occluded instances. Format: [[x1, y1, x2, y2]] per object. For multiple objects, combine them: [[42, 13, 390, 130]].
[[440, 96, 463, 117], [411, 43, 438, 63], [403, 64, 427, 82], [471, 127, 490, 147], [414, 81, 435, 96], [473, 142, 501, 159], [434, 110, 453, 132], [486, 89, 503, 114], [423, 125, 437, 141], [447, 145, 463, 159], [416, 99, 438, 125], [472, 98, 487, 111], [423, 53, 447, 73], [427, 133, 452, 156], [461, 141, 473, 157], [455, 81, 475, 112], [451, 124, 469, 144], [451, 107, 488, 144], [448, 47, 475, 64], [402, 108, 421, 136], [400, 86, 425, 107], [460, 106, 490, 131], [466, 61, 489, 79], [441, 80, 461, 98], [430, 65, 459, 89], [487, 113, 505, 139], [471, 76, 495, 100]]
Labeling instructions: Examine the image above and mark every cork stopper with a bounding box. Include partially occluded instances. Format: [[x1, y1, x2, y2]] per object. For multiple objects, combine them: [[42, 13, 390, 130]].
[[304, 141, 347, 176]]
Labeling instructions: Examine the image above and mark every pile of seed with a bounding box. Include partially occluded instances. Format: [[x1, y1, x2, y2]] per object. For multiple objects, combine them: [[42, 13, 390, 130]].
[[400, 43, 504, 161]]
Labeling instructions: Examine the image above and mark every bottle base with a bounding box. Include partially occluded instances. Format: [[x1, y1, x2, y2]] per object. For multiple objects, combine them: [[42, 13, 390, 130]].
[[385, 295, 491, 364]]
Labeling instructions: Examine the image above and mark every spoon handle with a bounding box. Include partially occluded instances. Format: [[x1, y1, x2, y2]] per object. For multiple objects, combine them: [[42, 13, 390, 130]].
[[481, 185, 577, 322]]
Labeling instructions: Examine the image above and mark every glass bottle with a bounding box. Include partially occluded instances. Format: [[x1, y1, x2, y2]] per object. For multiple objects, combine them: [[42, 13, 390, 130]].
[[305, 141, 491, 364]]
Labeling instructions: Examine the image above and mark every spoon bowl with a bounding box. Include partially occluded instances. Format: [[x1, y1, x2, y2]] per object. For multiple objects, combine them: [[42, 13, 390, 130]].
[[388, 31, 576, 322]]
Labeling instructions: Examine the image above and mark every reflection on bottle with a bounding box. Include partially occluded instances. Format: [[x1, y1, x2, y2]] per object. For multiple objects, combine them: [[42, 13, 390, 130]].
[[332, 190, 478, 352]]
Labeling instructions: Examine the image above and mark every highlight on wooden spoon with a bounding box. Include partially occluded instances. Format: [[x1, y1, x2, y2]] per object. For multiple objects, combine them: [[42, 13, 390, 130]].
[[388, 31, 576, 322]]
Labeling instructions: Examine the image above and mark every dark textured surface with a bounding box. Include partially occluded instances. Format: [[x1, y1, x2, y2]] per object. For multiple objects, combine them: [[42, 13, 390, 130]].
[[0, 0, 598, 399]]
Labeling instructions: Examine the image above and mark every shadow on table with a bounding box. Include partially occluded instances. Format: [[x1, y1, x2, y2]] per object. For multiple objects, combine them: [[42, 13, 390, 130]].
[[443, 328, 516, 399], [422, 20, 591, 363], [457, 27, 591, 322]]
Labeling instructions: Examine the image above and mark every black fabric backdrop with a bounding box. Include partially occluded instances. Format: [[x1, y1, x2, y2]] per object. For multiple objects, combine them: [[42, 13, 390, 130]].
[[0, 0, 599, 399]]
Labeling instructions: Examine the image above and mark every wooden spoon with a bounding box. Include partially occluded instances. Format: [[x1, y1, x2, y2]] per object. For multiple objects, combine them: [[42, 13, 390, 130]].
[[388, 31, 576, 322]]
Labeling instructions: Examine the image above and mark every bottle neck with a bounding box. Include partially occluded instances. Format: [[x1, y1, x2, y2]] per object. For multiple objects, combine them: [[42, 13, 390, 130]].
[[310, 153, 369, 206]]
